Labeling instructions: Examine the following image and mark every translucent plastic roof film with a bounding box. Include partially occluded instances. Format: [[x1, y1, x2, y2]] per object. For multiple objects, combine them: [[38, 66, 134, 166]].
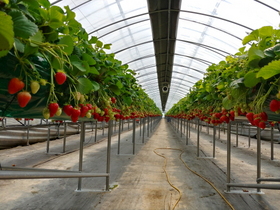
[[51, 0, 280, 112]]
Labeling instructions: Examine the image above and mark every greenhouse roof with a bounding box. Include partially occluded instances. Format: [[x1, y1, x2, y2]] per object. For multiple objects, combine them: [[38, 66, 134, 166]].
[[50, 0, 280, 112]]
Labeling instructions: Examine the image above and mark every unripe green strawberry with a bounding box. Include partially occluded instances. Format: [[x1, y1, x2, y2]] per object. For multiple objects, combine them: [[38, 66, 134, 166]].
[[30, 81, 40, 94], [56, 107, 62, 116], [43, 108, 50, 119]]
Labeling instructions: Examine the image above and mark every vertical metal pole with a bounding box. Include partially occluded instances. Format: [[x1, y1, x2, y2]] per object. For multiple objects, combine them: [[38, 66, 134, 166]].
[[184, 119, 186, 134], [177, 118, 180, 133], [257, 127, 261, 192], [57, 123, 60, 139], [147, 117, 150, 137], [63, 121, 66, 153], [180, 118, 183, 137], [207, 123, 209, 134], [188, 119, 191, 138], [227, 122, 231, 192], [218, 124, 220, 140], [213, 125, 216, 158], [77, 121, 85, 191], [122, 119, 124, 131], [94, 120, 98, 142], [236, 123, 238, 147], [248, 124, 251, 147], [133, 118, 136, 155], [197, 119, 200, 157], [271, 125, 274, 160], [186, 120, 189, 145], [26, 120, 30, 146], [102, 121, 105, 136], [142, 117, 145, 143], [117, 120, 121, 155], [128, 119, 130, 129], [139, 118, 142, 136], [46, 120, 50, 153], [106, 120, 113, 191]]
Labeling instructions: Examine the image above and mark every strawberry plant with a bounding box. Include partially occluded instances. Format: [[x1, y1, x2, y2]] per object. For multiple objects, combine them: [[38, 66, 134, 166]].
[[8, 78, 25, 94]]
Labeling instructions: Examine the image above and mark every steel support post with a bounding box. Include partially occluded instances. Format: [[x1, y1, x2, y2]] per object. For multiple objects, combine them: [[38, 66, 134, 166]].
[[57, 123, 60, 139], [227, 122, 231, 192], [207, 123, 209, 134], [77, 121, 85, 191], [184, 119, 186, 134], [271, 126, 274, 160], [248, 124, 251, 147], [147, 116, 150, 137], [94, 120, 98, 142], [102, 121, 105, 136], [257, 127, 261, 192], [117, 120, 121, 155], [236, 123, 238, 147], [46, 121, 50, 153], [186, 120, 189, 145], [188, 119, 191, 138], [122, 119, 124, 131], [218, 124, 220, 140], [197, 119, 200, 157], [26, 120, 30, 146], [213, 125, 216, 158], [132, 118, 136, 155], [142, 117, 145, 143], [139, 118, 142, 136], [180, 118, 183, 137], [128, 120, 129, 129], [63, 121, 66, 153], [106, 120, 113, 191]]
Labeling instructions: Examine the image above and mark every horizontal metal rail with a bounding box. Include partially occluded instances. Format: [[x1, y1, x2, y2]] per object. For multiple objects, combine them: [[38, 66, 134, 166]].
[[227, 183, 280, 190], [257, 178, 280, 182], [0, 171, 109, 179]]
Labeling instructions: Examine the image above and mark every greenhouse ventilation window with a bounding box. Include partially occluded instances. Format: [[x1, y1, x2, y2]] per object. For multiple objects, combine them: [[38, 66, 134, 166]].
[[51, 0, 280, 112]]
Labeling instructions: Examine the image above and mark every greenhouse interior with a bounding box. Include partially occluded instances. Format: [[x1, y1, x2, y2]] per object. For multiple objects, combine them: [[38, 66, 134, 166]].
[[1, 0, 280, 209]]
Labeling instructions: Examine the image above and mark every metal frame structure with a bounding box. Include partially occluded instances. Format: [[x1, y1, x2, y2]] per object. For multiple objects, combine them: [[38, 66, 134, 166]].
[[169, 116, 280, 193]]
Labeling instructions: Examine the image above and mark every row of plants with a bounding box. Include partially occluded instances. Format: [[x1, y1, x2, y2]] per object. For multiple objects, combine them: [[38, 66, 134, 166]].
[[0, 0, 162, 122], [166, 25, 280, 129]]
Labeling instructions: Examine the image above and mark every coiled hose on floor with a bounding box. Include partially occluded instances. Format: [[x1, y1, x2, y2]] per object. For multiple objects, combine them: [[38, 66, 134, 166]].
[[153, 148, 235, 210]]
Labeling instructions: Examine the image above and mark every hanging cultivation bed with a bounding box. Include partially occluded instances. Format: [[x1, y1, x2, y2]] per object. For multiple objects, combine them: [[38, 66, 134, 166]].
[[166, 26, 280, 128], [0, 0, 162, 122]]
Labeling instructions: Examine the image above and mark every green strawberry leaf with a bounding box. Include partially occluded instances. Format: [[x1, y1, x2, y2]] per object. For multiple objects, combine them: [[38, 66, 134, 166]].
[[9, 10, 38, 39], [58, 35, 73, 55], [257, 60, 280, 79], [77, 77, 93, 94], [0, 12, 14, 56], [244, 71, 261, 87]]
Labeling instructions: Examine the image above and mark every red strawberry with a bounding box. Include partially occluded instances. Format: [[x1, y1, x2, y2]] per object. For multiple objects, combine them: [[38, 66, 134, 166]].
[[48, 102, 59, 117], [86, 103, 93, 110], [63, 104, 73, 116], [270, 100, 280, 112], [258, 121, 266, 129], [71, 108, 80, 122], [55, 71, 67, 85], [246, 112, 254, 122], [8, 78, 25, 94], [111, 97, 116, 104], [17, 91, 31, 107], [259, 112, 268, 121], [80, 105, 89, 117]]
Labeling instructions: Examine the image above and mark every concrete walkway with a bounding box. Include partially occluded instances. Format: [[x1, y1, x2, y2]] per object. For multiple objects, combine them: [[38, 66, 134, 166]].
[[0, 119, 280, 210]]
